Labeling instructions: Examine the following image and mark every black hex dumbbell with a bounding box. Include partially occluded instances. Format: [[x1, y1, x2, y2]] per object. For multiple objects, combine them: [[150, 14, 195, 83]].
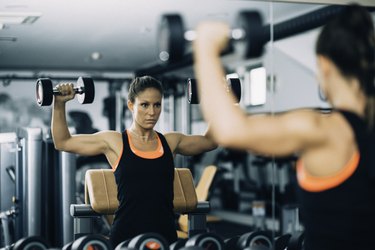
[[36, 77, 95, 106]]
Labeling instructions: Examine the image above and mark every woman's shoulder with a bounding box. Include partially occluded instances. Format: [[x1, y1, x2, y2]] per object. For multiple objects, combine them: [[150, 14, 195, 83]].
[[95, 130, 123, 143]]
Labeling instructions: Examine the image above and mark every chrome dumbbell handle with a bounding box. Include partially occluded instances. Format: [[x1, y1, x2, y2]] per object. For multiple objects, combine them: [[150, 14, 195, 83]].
[[52, 86, 84, 95]]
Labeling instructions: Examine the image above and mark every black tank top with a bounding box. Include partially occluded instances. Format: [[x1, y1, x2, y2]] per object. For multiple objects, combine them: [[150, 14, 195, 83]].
[[109, 130, 177, 247], [297, 110, 375, 250]]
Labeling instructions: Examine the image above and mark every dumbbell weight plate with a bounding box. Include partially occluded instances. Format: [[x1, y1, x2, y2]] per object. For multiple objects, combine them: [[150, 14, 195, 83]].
[[274, 234, 291, 250], [286, 232, 304, 250], [62, 241, 73, 250], [71, 234, 112, 250], [128, 233, 169, 250], [187, 78, 199, 104], [236, 11, 264, 59], [224, 235, 240, 250], [179, 247, 204, 250], [237, 231, 273, 250], [13, 236, 50, 250], [185, 232, 225, 250], [115, 239, 132, 250], [158, 14, 185, 63], [170, 238, 187, 250], [227, 78, 241, 103], [76, 77, 95, 104], [36, 78, 54, 106]]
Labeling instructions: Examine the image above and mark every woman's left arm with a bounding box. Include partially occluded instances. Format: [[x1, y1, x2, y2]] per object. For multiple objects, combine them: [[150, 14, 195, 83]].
[[164, 126, 217, 156]]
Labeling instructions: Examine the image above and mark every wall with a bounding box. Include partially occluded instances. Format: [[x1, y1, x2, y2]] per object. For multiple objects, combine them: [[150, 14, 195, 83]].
[[0, 79, 110, 133]]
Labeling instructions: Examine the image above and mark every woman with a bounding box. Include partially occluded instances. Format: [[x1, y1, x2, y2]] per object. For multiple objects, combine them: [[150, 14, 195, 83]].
[[193, 4, 375, 250], [51, 76, 217, 247]]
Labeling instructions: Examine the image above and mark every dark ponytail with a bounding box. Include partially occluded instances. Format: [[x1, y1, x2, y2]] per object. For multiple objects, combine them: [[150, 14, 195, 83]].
[[316, 4, 375, 132]]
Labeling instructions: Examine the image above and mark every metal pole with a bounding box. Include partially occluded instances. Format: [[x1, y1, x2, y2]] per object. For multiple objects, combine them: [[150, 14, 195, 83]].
[[60, 151, 76, 245], [17, 127, 43, 237]]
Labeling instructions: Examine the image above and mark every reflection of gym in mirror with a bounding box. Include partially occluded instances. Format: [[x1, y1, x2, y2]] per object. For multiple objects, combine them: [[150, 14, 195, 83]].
[[0, 1, 374, 250]]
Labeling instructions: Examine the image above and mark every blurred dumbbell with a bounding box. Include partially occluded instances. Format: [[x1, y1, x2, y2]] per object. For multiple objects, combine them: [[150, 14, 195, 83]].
[[187, 78, 241, 104], [170, 238, 188, 250], [157, 11, 264, 63], [36, 77, 95, 106], [224, 235, 241, 250], [286, 231, 304, 250], [126, 233, 169, 250], [274, 233, 292, 250], [13, 236, 50, 250], [71, 234, 112, 250], [237, 231, 273, 250], [185, 232, 225, 250]]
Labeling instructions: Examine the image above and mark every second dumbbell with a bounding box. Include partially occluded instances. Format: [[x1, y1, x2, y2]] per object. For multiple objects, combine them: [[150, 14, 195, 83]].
[[157, 11, 264, 63], [187, 78, 241, 104], [36, 77, 95, 106]]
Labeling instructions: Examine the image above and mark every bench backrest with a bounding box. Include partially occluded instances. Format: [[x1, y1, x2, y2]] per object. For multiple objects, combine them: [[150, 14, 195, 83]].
[[84, 168, 198, 214]]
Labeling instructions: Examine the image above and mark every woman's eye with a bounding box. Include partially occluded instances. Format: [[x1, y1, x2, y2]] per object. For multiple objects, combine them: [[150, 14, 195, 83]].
[[141, 103, 148, 108]]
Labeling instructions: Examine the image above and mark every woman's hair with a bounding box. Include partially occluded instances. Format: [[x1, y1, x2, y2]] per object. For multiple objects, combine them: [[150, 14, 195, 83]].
[[316, 4, 375, 132], [128, 76, 164, 103]]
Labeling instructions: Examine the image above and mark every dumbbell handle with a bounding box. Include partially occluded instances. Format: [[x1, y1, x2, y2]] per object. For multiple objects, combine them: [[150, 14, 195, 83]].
[[52, 86, 84, 95], [184, 28, 246, 41]]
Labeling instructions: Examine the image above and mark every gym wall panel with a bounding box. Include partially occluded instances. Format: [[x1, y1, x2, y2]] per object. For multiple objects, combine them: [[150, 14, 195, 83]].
[[0, 80, 110, 132], [247, 39, 330, 114]]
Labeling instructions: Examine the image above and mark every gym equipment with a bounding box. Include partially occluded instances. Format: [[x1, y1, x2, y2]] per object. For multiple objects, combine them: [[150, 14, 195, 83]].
[[13, 236, 49, 250], [70, 169, 210, 241], [187, 78, 241, 104], [286, 232, 304, 250], [179, 247, 204, 250], [274, 234, 291, 250], [71, 234, 112, 250], [224, 235, 240, 250], [157, 11, 264, 62], [36, 77, 95, 106], [115, 239, 134, 250], [127, 233, 169, 250], [62, 241, 73, 250], [185, 232, 225, 250], [169, 238, 187, 250], [237, 231, 273, 250]]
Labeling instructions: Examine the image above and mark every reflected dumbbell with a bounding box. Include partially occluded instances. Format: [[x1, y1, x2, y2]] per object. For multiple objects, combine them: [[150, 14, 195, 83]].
[[36, 77, 95, 106], [157, 11, 264, 63], [187, 78, 241, 104]]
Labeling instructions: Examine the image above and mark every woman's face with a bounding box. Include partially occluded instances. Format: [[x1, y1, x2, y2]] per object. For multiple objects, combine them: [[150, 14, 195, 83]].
[[128, 87, 162, 130]]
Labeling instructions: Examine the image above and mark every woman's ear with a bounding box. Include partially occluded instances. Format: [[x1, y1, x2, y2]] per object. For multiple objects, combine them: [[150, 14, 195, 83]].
[[127, 100, 134, 112], [317, 55, 332, 78]]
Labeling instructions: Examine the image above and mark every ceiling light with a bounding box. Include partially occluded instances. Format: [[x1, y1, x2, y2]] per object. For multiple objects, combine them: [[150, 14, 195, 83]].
[[0, 12, 42, 29], [91, 52, 102, 61]]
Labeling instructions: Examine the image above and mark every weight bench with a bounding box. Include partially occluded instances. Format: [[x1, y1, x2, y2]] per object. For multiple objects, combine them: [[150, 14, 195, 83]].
[[70, 168, 210, 240]]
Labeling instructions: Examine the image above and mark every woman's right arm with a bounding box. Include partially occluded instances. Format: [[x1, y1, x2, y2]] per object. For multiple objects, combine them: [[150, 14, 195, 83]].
[[51, 83, 110, 156]]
